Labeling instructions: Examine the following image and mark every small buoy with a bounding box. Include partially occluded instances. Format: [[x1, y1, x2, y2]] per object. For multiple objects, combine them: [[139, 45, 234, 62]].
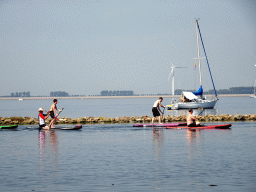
[[112, 184, 114, 185]]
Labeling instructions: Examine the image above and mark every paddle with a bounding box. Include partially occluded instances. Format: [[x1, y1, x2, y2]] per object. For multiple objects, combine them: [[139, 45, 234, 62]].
[[198, 108, 205, 116], [193, 108, 205, 127], [55, 108, 64, 119], [161, 106, 165, 122]]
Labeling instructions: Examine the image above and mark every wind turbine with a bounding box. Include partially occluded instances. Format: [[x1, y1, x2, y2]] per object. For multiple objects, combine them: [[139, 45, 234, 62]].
[[168, 63, 187, 95]]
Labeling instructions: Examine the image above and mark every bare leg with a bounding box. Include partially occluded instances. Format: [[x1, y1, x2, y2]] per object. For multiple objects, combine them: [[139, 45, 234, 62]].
[[152, 117, 155, 124], [158, 116, 162, 124], [49, 118, 56, 128]]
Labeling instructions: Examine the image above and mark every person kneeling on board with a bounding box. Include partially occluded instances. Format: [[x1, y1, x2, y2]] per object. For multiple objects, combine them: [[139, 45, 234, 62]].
[[186, 108, 201, 127], [38, 108, 50, 130], [152, 97, 165, 124]]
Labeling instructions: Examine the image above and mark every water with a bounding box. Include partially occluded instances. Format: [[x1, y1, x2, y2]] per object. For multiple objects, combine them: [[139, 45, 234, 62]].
[[0, 97, 256, 191], [0, 122, 256, 191], [0, 96, 255, 118]]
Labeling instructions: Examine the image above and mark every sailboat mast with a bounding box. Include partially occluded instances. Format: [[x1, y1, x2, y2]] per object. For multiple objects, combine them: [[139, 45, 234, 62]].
[[197, 20, 218, 98], [196, 20, 202, 87]]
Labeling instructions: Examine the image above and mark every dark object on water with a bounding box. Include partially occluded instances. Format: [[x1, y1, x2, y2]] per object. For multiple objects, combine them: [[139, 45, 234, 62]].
[[166, 124, 232, 129], [209, 184, 217, 186], [26, 126, 38, 129], [0, 125, 18, 129], [26, 125, 83, 130], [60, 125, 82, 130], [133, 122, 187, 127]]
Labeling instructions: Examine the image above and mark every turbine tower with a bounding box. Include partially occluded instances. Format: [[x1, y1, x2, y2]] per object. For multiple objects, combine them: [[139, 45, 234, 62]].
[[168, 63, 187, 95]]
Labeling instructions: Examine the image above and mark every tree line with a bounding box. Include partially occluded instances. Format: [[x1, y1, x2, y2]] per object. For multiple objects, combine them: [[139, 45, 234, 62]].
[[100, 90, 134, 96], [10, 92, 30, 97], [50, 91, 69, 97]]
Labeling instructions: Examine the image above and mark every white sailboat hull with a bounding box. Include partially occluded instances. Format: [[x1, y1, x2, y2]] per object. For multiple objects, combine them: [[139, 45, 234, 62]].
[[177, 99, 217, 109], [168, 99, 217, 110]]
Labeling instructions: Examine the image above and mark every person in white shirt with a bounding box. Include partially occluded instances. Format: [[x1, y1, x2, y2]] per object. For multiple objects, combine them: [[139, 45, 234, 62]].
[[152, 97, 165, 124]]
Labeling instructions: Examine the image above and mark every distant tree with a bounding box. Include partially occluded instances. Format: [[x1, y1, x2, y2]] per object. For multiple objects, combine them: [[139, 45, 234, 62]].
[[50, 91, 69, 97], [100, 90, 134, 96], [100, 90, 108, 96]]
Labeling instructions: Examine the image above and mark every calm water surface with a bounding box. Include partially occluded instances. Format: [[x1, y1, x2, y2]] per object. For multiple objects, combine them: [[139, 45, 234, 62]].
[[0, 96, 255, 118], [0, 122, 256, 191]]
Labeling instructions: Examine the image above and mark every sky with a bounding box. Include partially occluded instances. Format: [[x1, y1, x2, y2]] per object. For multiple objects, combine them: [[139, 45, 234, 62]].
[[0, 0, 255, 96]]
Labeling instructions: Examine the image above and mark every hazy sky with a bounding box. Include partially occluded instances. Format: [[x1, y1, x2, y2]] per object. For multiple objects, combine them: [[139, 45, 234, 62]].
[[0, 0, 255, 96]]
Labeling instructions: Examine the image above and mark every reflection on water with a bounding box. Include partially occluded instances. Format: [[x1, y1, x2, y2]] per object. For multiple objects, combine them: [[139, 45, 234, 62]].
[[0, 123, 255, 191], [38, 130, 59, 191], [186, 128, 202, 143], [151, 128, 164, 190], [152, 128, 164, 161], [186, 129, 204, 160]]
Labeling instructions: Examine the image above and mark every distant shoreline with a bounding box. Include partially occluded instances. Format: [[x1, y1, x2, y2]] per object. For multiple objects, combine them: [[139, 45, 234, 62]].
[[0, 94, 252, 100]]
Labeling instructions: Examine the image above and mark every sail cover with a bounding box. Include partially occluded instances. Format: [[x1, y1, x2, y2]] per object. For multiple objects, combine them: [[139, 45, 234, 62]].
[[192, 86, 203, 96], [183, 92, 198, 100]]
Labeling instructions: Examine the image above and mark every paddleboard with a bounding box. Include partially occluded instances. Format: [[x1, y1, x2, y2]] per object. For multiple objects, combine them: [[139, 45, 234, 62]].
[[166, 124, 232, 129], [26, 125, 83, 130], [0, 125, 18, 129], [133, 122, 187, 127], [60, 125, 82, 130]]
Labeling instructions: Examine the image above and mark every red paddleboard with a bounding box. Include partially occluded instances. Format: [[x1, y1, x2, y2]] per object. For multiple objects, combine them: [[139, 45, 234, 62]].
[[133, 122, 187, 127], [166, 124, 232, 129]]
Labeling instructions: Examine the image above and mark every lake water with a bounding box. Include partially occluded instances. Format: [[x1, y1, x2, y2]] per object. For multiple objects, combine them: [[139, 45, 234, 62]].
[[0, 96, 255, 118], [0, 97, 256, 191], [0, 122, 256, 191]]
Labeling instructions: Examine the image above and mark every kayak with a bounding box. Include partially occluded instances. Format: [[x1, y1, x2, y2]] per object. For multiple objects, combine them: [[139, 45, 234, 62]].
[[166, 124, 232, 129], [0, 125, 18, 129], [133, 122, 187, 127]]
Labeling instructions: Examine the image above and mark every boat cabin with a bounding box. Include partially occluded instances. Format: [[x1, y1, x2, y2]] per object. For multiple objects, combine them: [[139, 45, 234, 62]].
[[179, 92, 198, 102]]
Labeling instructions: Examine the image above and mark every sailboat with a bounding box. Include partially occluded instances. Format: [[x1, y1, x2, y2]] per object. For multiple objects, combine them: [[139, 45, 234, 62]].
[[167, 20, 218, 110], [250, 79, 256, 98]]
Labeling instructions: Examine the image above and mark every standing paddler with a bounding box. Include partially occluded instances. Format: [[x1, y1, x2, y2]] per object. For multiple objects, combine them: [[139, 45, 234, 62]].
[[152, 97, 165, 124], [49, 99, 62, 128]]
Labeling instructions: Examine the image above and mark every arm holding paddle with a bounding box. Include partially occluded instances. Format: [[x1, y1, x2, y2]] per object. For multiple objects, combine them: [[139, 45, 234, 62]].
[[158, 99, 165, 114], [187, 108, 202, 127]]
